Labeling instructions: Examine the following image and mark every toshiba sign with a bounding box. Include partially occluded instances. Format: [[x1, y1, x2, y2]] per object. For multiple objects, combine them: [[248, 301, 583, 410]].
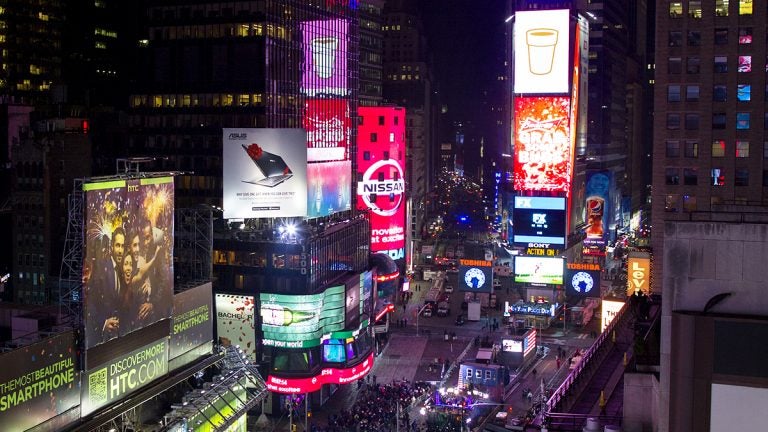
[[626, 253, 650, 295]]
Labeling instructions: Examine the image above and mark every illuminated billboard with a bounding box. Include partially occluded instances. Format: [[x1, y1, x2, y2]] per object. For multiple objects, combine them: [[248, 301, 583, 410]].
[[307, 160, 351, 218], [601, 300, 624, 333], [458, 259, 494, 293], [82, 338, 168, 416], [584, 170, 611, 246], [301, 19, 348, 96], [304, 99, 350, 162], [502, 339, 523, 353], [514, 256, 564, 285], [627, 252, 651, 295], [215, 294, 257, 360], [512, 196, 566, 247], [564, 265, 601, 298], [266, 352, 373, 394], [222, 128, 308, 219], [513, 96, 573, 193], [357, 107, 406, 260], [83, 177, 174, 350], [0, 332, 79, 432], [170, 282, 213, 362], [513, 9, 571, 94], [259, 286, 345, 349]]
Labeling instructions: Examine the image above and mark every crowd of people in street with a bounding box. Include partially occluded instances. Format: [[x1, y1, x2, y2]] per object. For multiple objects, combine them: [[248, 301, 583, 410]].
[[313, 378, 432, 432]]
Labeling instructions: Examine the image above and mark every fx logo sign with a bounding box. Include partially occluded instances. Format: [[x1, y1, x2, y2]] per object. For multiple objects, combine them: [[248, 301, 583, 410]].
[[516, 197, 532, 208], [532, 213, 547, 225]]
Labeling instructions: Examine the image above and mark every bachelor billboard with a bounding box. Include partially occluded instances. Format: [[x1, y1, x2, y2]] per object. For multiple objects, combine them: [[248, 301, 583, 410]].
[[215, 294, 257, 361]]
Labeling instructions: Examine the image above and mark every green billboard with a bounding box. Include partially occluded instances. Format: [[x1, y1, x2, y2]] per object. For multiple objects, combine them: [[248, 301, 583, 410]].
[[259, 286, 345, 348]]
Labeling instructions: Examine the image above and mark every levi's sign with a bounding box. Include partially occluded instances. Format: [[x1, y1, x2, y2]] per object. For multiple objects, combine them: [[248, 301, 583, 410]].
[[627, 254, 650, 295]]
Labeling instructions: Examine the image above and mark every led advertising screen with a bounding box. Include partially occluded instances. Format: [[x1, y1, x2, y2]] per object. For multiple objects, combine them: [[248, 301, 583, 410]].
[[301, 19, 348, 97], [565, 269, 601, 298], [458, 259, 494, 293], [307, 160, 351, 218], [0, 332, 79, 432], [360, 270, 374, 320], [512, 196, 566, 247], [502, 339, 523, 353], [259, 286, 345, 349], [82, 338, 168, 416], [601, 300, 625, 333], [222, 128, 308, 219], [584, 170, 611, 246], [513, 96, 573, 193], [513, 9, 571, 95], [304, 99, 350, 162], [514, 256, 564, 285], [505, 301, 557, 317], [83, 177, 174, 350], [266, 352, 373, 394], [627, 252, 650, 295], [215, 294, 257, 360], [357, 107, 406, 260], [170, 282, 213, 362]]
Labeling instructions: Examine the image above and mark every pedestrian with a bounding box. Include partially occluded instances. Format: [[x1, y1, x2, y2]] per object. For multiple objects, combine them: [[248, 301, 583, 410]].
[[532, 368, 537, 378], [373, 374, 377, 385]]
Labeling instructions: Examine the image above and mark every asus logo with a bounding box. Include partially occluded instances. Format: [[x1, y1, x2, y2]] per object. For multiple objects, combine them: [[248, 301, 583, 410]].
[[229, 133, 247, 140]]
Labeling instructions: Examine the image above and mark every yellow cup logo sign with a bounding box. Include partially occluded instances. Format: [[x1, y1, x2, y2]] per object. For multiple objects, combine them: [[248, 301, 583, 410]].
[[627, 257, 650, 295]]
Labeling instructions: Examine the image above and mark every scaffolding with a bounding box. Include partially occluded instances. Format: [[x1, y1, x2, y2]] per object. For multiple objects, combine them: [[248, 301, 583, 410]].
[[58, 178, 85, 326], [174, 207, 214, 292]]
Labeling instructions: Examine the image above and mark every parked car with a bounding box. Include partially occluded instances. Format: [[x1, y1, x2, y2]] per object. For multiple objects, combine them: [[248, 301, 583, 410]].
[[437, 301, 450, 317]]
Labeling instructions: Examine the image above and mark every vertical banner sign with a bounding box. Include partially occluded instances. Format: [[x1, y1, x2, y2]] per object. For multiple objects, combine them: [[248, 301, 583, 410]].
[[82, 338, 169, 416], [301, 19, 348, 97], [513, 97, 572, 193], [0, 332, 79, 432], [170, 282, 213, 361], [307, 160, 352, 218], [627, 252, 651, 295], [304, 99, 350, 162], [357, 107, 406, 260], [83, 177, 175, 350], [215, 294, 257, 360], [513, 9, 571, 94], [585, 170, 611, 247], [222, 128, 308, 219]]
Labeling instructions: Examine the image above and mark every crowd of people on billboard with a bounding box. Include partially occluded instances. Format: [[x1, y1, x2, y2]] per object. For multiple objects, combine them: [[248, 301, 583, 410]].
[[83, 181, 174, 347]]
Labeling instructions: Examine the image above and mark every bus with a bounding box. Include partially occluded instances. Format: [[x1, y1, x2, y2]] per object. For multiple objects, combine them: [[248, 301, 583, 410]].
[[424, 271, 446, 307]]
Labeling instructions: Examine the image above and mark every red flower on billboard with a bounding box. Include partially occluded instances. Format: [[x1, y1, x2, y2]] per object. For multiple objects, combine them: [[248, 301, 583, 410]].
[[245, 143, 264, 161]]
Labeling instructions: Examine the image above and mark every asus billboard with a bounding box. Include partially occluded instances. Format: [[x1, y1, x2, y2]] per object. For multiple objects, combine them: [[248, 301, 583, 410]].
[[512, 196, 566, 248]]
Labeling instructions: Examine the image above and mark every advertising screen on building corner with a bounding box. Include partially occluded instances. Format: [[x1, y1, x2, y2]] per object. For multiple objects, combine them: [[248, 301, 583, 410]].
[[307, 160, 351, 218], [301, 19, 348, 97], [513, 9, 571, 95], [357, 107, 406, 260], [304, 99, 350, 162], [83, 177, 174, 350], [222, 128, 308, 219], [513, 96, 573, 193], [259, 286, 345, 349]]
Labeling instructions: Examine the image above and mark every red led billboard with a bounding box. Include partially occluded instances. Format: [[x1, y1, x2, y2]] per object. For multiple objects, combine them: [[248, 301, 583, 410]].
[[266, 352, 374, 394], [513, 96, 572, 194], [357, 107, 406, 260], [304, 99, 350, 162]]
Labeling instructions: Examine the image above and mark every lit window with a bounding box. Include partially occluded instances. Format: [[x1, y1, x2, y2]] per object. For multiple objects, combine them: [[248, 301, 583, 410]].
[[669, 2, 683, 17], [685, 140, 699, 158], [95, 41, 106, 49], [712, 140, 726, 157], [665, 194, 679, 212], [667, 85, 681, 102], [738, 0, 752, 15], [689, 1, 702, 18], [736, 140, 749, 157], [737, 84, 751, 101], [738, 56, 751, 73], [711, 168, 725, 186], [715, 0, 729, 16], [686, 85, 699, 101], [738, 27, 752, 44], [736, 112, 750, 129]]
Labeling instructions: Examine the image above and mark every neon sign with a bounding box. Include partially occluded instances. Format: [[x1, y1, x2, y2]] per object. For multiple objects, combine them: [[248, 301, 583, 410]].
[[266, 353, 374, 394]]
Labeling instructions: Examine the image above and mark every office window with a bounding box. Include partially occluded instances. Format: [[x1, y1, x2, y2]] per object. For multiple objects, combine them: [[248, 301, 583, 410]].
[[665, 194, 679, 212], [668, 85, 681, 102], [684, 169, 698, 185], [736, 112, 750, 129], [666, 140, 681, 157], [712, 113, 727, 129], [738, 27, 753, 44], [712, 139, 726, 157], [738, 56, 751, 73], [669, 57, 682, 74], [363, 151, 371, 160], [687, 30, 701, 46], [737, 84, 751, 101], [735, 169, 749, 186], [714, 56, 728, 73], [669, 31, 683, 47], [685, 114, 700, 130], [714, 28, 728, 45], [739, 0, 752, 15], [683, 195, 697, 212], [370, 133, 377, 142], [715, 0, 729, 16], [378, 116, 385, 125], [667, 113, 681, 129], [687, 56, 700, 74], [736, 140, 749, 157], [666, 168, 680, 185], [713, 85, 727, 101], [685, 140, 699, 158], [712, 168, 725, 186], [669, 2, 683, 17], [686, 85, 700, 101], [689, 1, 703, 18]]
